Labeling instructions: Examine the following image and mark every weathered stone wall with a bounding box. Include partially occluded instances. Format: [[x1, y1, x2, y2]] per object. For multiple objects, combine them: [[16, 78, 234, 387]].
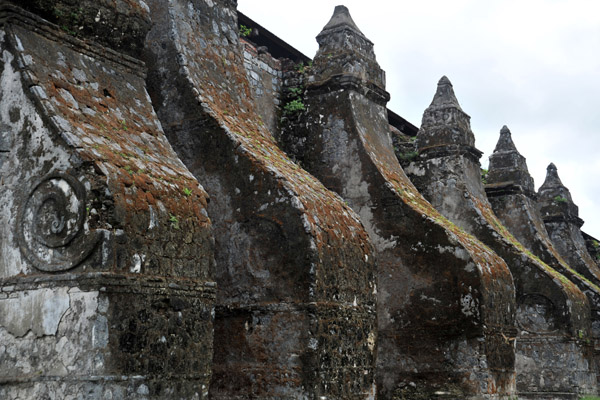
[[1, 1, 599, 398], [143, 0, 377, 398], [486, 126, 600, 388], [241, 38, 284, 135], [406, 77, 596, 398], [281, 7, 517, 399], [0, 3, 215, 398]]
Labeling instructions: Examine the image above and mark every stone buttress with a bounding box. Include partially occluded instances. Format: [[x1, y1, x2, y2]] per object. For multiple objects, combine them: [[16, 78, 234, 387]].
[[537, 162, 600, 384], [0, 2, 215, 399], [281, 6, 518, 399], [486, 127, 600, 386], [405, 76, 596, 398], [143, 0, 377, 398]]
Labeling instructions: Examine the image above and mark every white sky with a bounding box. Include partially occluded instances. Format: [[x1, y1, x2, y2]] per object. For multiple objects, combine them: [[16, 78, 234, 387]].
[[238, 0, 600, 237]]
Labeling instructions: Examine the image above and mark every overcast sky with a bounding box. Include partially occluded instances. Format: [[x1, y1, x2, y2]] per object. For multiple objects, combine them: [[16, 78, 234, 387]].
[[238, 0, 600, 237]]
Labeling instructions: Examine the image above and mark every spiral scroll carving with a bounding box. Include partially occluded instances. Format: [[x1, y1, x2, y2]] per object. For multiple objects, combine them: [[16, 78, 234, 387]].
[[17, 173, 99, 271]]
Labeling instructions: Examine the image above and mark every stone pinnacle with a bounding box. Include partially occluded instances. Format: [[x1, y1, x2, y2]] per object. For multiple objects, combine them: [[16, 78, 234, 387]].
[[318, 4, 365, 37], [542, 162, 563, 188], [493, 125, 518, 153], [430, 75, 463, 110]]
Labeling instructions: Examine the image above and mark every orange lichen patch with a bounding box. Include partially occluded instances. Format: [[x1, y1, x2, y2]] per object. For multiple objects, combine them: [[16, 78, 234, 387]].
[[10, 23, 209, 225], [174, 9, 374, 262]]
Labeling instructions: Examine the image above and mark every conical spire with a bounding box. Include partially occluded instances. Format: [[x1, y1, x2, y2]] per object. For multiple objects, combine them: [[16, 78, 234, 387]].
[[311, 5, 388, 104], [494, 125, 518, 153], [318, 5, 365, 38], [541, 163, 564, 189], [538, 163, 580, 225], [416, 76, 476, 149], [429, 76, 464, 111], [486, 125, 534, 194]]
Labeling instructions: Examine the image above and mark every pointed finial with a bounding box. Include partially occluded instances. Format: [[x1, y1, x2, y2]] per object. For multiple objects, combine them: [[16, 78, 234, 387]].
[[541, 162, 564, 189], [312, 4, 387, 97], [430, 75, 463, 110], [487, 125, 534, 193], [438, 75, 452, 86], [318, 5, 365, 37], [493, 125, 517, 153], [538, 162, 580, 223]]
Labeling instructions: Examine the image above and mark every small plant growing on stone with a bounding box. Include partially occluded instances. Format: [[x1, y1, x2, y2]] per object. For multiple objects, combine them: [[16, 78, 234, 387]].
[[239, 24, 252, 37], [480, 168, 488, 184], [169, 214, 180, 230], [553, 195, 568, 204], [283, 99, 305, 115], [183, 187, 193, 196], [397, 151, 419, 162], [592, 240, 599, 248], [288, 87, 303, 97]]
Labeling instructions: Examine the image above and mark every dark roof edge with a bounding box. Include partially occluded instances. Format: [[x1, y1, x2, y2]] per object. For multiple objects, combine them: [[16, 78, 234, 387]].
[[387, 108, 418, 136], [582, 231, 600, 243], [238, 11, 311, 64]]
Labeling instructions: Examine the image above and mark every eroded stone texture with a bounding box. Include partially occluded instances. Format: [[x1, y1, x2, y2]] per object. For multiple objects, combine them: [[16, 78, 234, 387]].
[[406, 77, 596, 398], [241, 38, 283, 136], [538, 163, 600, 286], [486, 126, 600, 389], [8, 0, 151, 58], [583, 231, 600, 268], [143, 1, 377, 398], [0, 4, 215, 398], [281, 6, 517, 399], [537, 163, 600, 385]]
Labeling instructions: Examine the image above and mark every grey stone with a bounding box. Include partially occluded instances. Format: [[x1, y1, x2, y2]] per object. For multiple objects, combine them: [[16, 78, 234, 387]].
[[407, 76, 597, 398]]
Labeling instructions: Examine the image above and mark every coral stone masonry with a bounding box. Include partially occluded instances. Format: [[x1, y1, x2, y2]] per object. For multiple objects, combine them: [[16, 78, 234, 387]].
[[0, 1, 599, 399], [406, 77, 596, 398]]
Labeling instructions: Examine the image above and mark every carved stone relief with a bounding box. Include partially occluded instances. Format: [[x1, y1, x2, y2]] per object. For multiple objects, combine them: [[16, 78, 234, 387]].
[[17, 172, 100, 271]]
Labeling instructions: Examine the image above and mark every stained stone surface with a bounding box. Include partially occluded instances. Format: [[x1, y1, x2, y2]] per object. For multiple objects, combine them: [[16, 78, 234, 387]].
[[0, 0, 599, 398], [143, 1, 377, 398], [583, 231, 600, 268], [281, 6, 517, 399], [0, 4, 215, 398], [406, 77, 596, 398], [537, 163, 600, 386], [486, 126, 600, 389], [538, 163, 600, 286], [9, 0, 151, 58]]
